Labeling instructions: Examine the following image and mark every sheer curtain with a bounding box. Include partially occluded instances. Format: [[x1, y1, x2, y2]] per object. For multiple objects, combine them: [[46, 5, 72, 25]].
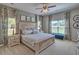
[[38, 16, 43, 32], [0, 6, 4, 45], [49, 12, 71, 40], [3, 7, 8, 45], [0, 6, 8, 46], [49, 15, 52, 33], [65, 12, 71, 40], [49, 13, 65, 34]]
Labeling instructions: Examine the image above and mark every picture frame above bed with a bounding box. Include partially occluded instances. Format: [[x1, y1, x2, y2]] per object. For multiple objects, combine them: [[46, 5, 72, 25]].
[[21, 15, 26, 21], [73, 15, 79, 22], [26, 16, 31, 22], [20, 15, 36, 23], [31, 16, 36, 22]]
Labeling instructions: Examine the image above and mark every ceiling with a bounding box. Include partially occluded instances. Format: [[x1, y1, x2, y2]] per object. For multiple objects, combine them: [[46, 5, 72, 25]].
[[2, 3, 79, 15]]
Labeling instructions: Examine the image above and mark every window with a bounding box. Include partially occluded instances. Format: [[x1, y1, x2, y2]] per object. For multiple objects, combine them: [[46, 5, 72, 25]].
[[37, 18, 42, 31], [50, 19, 65, 34], [37, 20, 41, 30], [8, 18, 16, 36]]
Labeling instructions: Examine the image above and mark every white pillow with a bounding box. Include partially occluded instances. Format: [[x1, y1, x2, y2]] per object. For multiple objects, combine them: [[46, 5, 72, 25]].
[[22, 30, 32, 35], [32, 28, 39, 34]]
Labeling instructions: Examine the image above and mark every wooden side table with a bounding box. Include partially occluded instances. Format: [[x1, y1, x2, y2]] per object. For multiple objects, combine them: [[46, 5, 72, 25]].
[[8, 34, 20, 47]]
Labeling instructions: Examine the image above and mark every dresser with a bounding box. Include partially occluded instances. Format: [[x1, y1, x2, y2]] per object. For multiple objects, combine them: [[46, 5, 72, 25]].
[[8, 34, 20, 47]]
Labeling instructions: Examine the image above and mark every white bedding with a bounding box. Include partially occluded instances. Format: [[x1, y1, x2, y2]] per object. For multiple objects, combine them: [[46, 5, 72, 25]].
[[21, 32, 55, 46]]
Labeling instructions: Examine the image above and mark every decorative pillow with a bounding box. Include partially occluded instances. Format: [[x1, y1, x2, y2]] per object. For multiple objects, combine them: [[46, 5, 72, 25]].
[[32, 28, 39, 34], [22, 29, 33, 35]]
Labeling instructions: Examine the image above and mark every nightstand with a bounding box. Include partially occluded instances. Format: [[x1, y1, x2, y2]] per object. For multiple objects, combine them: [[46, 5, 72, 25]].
[[8, 34, 20, 47]]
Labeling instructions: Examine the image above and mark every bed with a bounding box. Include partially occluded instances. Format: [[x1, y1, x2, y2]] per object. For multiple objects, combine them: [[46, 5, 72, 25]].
[[19, 22, 55, 54]]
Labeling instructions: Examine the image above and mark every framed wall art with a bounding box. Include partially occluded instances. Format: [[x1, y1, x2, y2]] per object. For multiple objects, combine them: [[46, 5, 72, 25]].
[[73, 15, 79, 22], [73, 22, 79, 29], [26, 16, 31, 22], [31, 16, 36, 22], [21, 15, 26, 21]]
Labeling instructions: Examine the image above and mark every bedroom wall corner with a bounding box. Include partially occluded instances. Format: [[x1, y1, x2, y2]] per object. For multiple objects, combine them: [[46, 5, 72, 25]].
[[42, 15, 49, 33], [70, 8, 79, 41]]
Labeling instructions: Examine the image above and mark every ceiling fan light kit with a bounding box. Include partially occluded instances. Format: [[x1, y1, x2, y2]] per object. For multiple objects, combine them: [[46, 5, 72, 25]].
[[35, 3, 56, 14], [42, 9, 48, 13]]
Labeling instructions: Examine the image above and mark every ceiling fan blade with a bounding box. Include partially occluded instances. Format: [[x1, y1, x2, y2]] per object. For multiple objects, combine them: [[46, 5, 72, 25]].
[[48, 5, 56, 8], [35, 8, 42, 10]]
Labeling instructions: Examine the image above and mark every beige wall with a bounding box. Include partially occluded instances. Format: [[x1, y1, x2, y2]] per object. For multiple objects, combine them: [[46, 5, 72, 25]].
[[42, 16, 49, 33], [70, 8, 79, 41], [16, 10, 35, 33]]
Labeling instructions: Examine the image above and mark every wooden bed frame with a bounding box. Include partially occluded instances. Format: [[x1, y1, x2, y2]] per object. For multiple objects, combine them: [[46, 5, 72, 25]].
[[19, 22, 55, 54], [21, 37, 55, 54]]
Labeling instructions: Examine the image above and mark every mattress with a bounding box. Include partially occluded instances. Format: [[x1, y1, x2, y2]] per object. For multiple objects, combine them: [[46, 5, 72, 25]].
[[21, 32, 55, 46]]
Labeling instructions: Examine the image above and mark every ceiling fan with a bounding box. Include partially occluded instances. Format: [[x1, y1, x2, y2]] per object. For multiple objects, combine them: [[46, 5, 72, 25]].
[[35, 3, 56, 13]]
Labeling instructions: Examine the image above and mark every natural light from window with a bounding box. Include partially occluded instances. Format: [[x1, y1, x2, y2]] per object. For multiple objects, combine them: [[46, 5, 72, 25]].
[[51, 20, 65, 34], [8, 18, 16, 36]]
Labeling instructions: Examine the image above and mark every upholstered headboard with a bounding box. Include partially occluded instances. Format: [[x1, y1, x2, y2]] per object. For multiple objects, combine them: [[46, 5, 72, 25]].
[[19, 22, 36, 30]]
